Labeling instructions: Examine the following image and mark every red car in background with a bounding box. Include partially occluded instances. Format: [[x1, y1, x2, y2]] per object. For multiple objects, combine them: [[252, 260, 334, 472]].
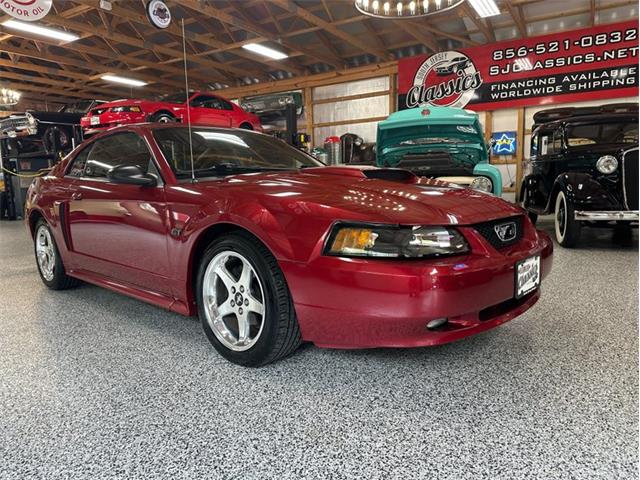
[[80, 91, 261, 135]]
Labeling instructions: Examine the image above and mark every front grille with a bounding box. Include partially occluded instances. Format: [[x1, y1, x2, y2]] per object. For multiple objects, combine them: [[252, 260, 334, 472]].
[[473, 216, 524, 250], [622, 148, 638, 210]]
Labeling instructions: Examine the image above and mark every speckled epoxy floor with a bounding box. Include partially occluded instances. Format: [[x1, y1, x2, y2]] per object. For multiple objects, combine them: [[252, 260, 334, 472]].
[[0, 218, 637, 480]]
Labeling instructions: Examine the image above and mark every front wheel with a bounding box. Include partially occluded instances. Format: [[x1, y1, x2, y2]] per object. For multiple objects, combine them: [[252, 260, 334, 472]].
[[196, 233, 301, 367], [34, 220, 79, 290], [554, 190, 581, 248]]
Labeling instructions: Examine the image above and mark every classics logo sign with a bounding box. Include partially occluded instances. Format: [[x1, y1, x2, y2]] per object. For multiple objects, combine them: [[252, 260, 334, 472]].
[[146, 0, 171, 29], [406, 50, 483, 109], [0, 0, 52, 21]]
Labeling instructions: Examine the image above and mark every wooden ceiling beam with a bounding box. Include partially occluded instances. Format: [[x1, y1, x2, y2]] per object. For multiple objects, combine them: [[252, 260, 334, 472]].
[[0, 70, 123, 99], [504, 0, 528, 38], [0, 43, 172, 93], [461, 3, 495, 43], [40, 12, 248, 81], [397, 21, 439, 52], [0, 79, 97, 101], [268, 0, 393, 60], [176, 0, 344, 68], [73, 0, 305, 76]]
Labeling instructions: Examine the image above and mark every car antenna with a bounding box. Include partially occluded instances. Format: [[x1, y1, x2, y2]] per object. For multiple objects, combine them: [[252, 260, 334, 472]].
[[181, 18, 196, 183]]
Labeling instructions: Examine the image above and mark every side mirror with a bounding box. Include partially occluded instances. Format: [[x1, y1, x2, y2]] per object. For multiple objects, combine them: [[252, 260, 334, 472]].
[[107, 164, 157, 187]]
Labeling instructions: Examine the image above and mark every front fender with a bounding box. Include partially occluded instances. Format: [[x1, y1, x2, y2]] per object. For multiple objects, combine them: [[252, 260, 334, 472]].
[[473, 163, 503, 196], [549, 172, 619, 211]]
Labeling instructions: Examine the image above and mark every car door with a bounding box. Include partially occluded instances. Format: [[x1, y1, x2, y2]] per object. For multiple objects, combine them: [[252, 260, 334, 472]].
[[65, 131, 173, 295], [188, 95, 233, 127]]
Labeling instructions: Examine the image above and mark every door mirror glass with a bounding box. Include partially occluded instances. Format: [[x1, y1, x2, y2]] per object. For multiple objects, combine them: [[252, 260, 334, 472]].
[[107, 164, 157, 186]]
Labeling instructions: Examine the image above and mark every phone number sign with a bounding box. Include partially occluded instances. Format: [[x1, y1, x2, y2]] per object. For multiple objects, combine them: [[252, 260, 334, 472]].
[[398, 20, 638, 111]]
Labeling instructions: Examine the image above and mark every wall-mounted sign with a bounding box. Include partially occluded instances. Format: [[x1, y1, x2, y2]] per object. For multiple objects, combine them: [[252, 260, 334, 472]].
[[0, 0, 52, 21], [146, 0, 171, 29], [398, 20, 639, 111], [491, 131, 517, 155]]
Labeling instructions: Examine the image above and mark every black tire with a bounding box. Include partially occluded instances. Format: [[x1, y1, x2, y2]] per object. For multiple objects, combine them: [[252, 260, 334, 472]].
[[34, 219, 79, 290], [196, 232, 301, 367], [150, 112, 175, 123], [554, 190, 581, 248], [239, 123, 253, 130]]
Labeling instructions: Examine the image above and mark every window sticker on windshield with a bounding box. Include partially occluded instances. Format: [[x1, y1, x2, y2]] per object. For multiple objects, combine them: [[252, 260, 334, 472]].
[[540, 135, 548, 155]]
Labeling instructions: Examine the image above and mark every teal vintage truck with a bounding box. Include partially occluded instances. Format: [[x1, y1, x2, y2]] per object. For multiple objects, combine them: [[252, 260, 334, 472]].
[[376, 106, 502, 196]]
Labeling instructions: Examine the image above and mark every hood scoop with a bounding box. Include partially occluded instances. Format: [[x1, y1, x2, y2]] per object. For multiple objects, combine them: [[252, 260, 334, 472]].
[[303, 165, 417, 183]]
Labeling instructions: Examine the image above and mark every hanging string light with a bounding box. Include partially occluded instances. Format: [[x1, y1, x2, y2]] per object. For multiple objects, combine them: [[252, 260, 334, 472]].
[[0, 88, 21, 106], [354, 0, 464, 18]]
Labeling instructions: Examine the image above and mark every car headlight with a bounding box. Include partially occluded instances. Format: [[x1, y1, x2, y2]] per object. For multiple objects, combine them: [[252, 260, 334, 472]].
[[25, 112, 37, 127], [596, 155, 618, 174], [325, 224, 470, 259], [470, 176, 493, 192]]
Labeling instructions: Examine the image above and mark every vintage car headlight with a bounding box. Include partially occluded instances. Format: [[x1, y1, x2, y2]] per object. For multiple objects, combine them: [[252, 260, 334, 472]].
[[25, 112, 37, 127], [325, 224, 470, 258], [470, 176, 493, 192], [596, 155, 618, 174]]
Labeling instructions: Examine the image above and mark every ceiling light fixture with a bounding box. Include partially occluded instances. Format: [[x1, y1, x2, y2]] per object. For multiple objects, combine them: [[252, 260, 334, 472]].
[[2, 19, 79, 42], [354, 0, 464, 18], [242, 43, 288, 60], [101, 75, 148, 87], [0, 88, 21, 106], [467, 0, 500, 18]]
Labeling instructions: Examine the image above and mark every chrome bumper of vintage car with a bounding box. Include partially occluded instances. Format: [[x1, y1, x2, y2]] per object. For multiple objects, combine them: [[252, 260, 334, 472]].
[[575, 211, 639, 221]]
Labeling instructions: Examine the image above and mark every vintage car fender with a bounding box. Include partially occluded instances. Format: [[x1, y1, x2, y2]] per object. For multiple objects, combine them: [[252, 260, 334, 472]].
[[473, 163, 503, 196], [546, 172, 618, 212]]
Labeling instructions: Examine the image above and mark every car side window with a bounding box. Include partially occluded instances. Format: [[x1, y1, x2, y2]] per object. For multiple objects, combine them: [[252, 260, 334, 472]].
[[539, 132, 550, 156], [82, 133, 152, 179], [531, 133, 538, 158], [191, 95, 214, 108], [206, 97, 233, 111], [67, 147, 91, 177], [551, 129, 563, 153]]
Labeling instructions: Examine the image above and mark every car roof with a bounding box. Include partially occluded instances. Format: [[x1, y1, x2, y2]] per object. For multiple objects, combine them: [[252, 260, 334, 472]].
[[534, 112, 638, 130]]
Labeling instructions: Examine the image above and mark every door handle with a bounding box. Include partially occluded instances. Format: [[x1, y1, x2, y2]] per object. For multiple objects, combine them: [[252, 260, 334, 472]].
[[71, 192, 83, 200]]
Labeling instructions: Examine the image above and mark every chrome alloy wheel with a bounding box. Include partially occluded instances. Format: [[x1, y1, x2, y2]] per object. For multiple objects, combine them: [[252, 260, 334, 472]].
[[202, 251, 266, 352], [36, 225, 56, 282]]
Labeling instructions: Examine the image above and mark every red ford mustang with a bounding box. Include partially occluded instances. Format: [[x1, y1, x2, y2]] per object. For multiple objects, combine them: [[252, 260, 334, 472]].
[[25, 124, 553, 366], [80, 92, 261, 135]]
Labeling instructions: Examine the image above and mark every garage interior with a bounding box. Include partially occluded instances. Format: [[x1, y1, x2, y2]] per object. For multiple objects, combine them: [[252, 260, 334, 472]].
[[0, 1, 638, 479]]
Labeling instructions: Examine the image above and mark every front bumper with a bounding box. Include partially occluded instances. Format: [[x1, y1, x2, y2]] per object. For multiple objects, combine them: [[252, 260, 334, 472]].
[[282, 226, 553, 349], [575, 210, 639, 222]]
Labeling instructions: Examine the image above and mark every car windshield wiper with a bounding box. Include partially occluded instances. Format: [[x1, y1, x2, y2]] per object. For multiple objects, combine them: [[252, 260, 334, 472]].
[[192, 163, 290, 176]]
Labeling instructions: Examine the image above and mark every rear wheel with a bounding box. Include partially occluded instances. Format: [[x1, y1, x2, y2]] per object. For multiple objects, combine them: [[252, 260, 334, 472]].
[[196, 233, 301, 367], [554, 190, 581, 248], [150, 112, 175, 123], [239, 123, 253, 130], [34, 220, 79, 290]]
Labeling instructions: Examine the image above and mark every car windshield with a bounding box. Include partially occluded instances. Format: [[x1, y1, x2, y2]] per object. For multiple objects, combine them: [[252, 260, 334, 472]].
[[567, 122, 638, 146], [153, 127, 323, 179], [59, 100, 98, 113]]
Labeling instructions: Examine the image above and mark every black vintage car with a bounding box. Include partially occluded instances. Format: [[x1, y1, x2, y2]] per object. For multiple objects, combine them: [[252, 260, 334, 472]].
[[520, 103, 638, 247], [0, 100, 103, 219]]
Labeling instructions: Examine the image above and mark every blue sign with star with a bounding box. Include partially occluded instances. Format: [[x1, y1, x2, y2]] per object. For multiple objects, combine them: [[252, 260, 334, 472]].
[[491, 131, 517, 155]]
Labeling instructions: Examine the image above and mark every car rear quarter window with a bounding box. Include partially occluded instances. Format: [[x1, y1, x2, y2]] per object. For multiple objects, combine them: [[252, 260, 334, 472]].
[[81, 132, 152, 179]]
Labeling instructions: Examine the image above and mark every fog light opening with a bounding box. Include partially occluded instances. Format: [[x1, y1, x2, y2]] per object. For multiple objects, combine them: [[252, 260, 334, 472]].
[[427, 318, 448, 330]]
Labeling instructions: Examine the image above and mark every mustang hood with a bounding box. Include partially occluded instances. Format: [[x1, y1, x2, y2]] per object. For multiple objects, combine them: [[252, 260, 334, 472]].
[[194, 166, 522, 226]]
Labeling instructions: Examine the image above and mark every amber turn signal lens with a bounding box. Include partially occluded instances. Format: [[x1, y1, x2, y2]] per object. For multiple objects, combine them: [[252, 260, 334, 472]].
[[330, 228, 377, 253]]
